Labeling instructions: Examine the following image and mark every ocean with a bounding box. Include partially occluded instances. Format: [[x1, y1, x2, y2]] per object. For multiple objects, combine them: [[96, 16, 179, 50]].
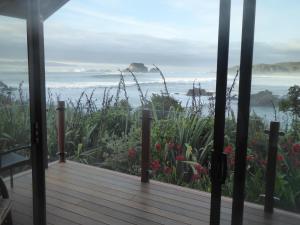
[[1, 71, 299, 123]]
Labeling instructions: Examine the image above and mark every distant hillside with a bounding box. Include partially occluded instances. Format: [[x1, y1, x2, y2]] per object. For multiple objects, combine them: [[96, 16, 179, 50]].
[[229, 61, 300, 74]]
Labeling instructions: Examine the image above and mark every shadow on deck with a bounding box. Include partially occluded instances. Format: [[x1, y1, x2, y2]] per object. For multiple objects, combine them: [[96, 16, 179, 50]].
[[8, 161, 300, 225]]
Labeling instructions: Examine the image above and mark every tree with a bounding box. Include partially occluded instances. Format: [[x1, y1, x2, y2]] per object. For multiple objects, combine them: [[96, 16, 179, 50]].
[[279, 85, 300, 119], [146, 94, 183, 119]]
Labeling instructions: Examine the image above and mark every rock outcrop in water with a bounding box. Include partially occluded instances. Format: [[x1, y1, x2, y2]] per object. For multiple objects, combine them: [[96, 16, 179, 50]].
[[125, 63, 148, 73], [250, 90, 280, 106], [186, 88, 214, 96]]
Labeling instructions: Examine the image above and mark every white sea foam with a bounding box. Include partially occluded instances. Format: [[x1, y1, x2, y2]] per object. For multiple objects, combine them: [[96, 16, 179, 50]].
[[45, 77, 216, 89]]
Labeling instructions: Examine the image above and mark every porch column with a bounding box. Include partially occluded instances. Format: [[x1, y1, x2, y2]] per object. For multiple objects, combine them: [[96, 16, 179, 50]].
[[27, 0, 47, 224]]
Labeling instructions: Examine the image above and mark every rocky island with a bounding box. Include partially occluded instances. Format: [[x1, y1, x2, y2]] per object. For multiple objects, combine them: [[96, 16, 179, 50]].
[[124, 63, 148, 73], [186, 88, 214, 96], [250, 90, 280, 107], [123, 63, 161, 73]]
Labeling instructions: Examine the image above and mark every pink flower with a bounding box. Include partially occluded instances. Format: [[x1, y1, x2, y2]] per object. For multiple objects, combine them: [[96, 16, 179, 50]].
[[224, 145, 233, 154], [151, 160, 160, 171], [176, 155, 185, 161], [128, 147, 136, 159]]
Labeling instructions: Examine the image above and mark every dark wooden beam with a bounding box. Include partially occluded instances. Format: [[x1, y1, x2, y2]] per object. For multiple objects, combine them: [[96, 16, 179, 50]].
[[231, 0, 256, 224], [0, 0, 69, 20], [27, 0, 47, 224], [210, 0, 231, 225]]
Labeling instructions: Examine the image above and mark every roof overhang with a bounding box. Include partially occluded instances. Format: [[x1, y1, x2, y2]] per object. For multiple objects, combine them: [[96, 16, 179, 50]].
[[0, 0, 69, 20]]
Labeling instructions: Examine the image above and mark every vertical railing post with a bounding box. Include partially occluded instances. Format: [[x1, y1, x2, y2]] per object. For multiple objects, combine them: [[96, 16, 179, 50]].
[[57, 101, 66, 163], [141, 109, 152, 183], [264, 121, 283, 213]]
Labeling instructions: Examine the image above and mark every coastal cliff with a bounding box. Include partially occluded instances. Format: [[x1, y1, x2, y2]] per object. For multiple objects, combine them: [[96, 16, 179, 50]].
[[229, 61, 300, 74]]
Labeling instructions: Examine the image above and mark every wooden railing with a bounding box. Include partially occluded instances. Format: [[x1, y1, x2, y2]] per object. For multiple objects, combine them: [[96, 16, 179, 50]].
[[264, 121, 284, 213], [56, 101, 66, 163], [141, 109, 152, 183]]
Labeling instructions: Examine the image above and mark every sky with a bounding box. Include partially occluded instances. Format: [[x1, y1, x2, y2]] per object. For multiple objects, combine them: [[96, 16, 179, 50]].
[[0, 0, 300, 72]]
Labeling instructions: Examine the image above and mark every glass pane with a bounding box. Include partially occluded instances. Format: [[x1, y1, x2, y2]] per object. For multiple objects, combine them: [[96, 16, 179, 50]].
[[0, 16, 33, 225], [43, 0, 239, 224], [243, 0, 300, 223]]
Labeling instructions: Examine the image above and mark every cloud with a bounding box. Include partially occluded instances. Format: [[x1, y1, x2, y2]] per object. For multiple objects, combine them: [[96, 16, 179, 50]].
[[1, 1, 300, 73], [44, 32, 218, 67], [54, 4, 185, 40]]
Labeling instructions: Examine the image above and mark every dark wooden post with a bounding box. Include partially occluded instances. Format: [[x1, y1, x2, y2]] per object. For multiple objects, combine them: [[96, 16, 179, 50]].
[[141, 109, 152, 183], [264, 121, 283, 213], [57, 101, 66, 163], [231, 1, 256, 224], [27, 0, 47, 224]]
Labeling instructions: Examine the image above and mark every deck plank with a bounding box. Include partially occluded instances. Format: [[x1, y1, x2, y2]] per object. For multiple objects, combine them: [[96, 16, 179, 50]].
[[6, 161, 300, 225]]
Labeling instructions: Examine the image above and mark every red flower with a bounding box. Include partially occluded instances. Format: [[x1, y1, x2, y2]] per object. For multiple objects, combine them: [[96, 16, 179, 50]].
[[246, 155, 254, 161], [292, 143, 300, 154], [224, 145, 233, 154], [155, 143, 162, 151], [194, 163, 202, 173], [168, 142, 175, 150], [277, 154, 284, 162], [195, 163, 208, 175], [250, 139, 257, 146], [150, 160, 160, 171], [176, 155, 185, 161], [164, 167, 172, 175], [176, 144, 182, 151], [294, 159, 300, 167], [281, 143, 288, 149], [191, 174, 200, 181], [128, 147, 136, 159], [260, 160, 267, 167]]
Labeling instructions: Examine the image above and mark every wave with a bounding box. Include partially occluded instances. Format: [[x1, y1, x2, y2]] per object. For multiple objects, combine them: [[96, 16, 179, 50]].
[[45, 77, 217, 89]]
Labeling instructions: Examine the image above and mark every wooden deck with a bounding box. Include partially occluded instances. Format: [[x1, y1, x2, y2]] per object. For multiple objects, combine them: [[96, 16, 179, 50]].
[[7, 161, 300, 225]]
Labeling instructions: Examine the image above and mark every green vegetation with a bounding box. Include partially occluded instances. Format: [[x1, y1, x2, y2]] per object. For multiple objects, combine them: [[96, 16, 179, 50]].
[[0, 75, 299, 213]]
